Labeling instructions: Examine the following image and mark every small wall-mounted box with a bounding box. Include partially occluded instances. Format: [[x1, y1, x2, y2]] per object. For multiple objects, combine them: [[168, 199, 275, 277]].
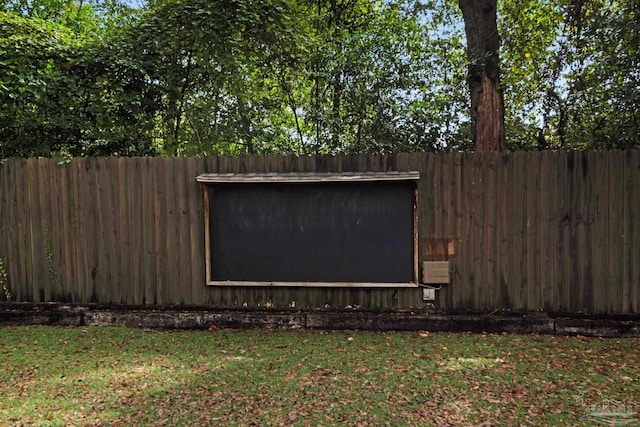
[[422, 261, 450, 284], [422, 287, 436, 301]]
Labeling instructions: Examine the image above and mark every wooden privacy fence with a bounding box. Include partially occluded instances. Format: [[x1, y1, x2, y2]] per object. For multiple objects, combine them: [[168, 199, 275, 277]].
[[0, 151, 639, 313]]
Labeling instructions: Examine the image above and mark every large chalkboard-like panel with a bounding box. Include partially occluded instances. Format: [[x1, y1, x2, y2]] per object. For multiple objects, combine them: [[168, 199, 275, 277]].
[[208, 180, 416, 284]]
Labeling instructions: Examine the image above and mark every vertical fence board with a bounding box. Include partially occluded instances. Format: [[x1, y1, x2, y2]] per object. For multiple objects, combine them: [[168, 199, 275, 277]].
[[140, 157, 155, 304], [576, 151, 589, 312], [557, 153, 571, 311], [630, 150, 640, 313], [0, 161, 9, 298], [128, 158, 143, 305], [107, 158, 121, 303], [538, 153, 552, 310], [172, 158, 188, 304], [52, 160, 69, 301], [163, 158, 179, 304], [3, 161, 18, 299], [57, 161, 72, 301], [509, 152, 524, 310], [63, 162, 78, 301], [550, 152, 562, 311], [622, 150, 636, 313], [18, 160, 31, 300], [592, 151, 609, 312], [471, 154, 484, 309], [187, 158, 205, 304], [583, 151, 596, 312], [155, 158, 169, 305], [29, 159, 47, 301], [103, 158, 117, 303], [97, 158, 114, 303], [86, 158, 99, 301], [498, 153, 510, 310], [449, 152, 463, 308], [19, 160, 30, 300], [88, 158, 103, 301], [525, 152, 541, 310], [608, 151, 624, 312], [72, 159, 88, 302], [39, 160, 52, 301], [433, 153, 443, 240], [575, 151, 591, 312], [458, 152, 474, 309], [115, 158, 130, 304], [482, 153, 498, 308]]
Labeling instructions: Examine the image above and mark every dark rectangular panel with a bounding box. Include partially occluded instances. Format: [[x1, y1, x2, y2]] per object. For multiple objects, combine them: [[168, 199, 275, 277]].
[[209, 181, 415, 283]]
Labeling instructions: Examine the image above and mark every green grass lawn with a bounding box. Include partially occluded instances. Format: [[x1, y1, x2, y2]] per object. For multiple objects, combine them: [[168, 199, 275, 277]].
[[0, 326, 638, 426]]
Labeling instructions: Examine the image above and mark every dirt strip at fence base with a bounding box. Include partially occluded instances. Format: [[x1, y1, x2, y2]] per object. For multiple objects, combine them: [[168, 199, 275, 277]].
[[1, 304, 639, 337]]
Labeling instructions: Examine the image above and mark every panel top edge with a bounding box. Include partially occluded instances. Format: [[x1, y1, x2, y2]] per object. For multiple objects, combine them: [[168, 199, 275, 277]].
[[196, 171, 420, 183]]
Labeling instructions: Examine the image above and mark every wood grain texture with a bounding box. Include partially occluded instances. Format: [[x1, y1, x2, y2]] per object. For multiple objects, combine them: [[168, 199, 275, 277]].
[[0, 152, 639, 313]]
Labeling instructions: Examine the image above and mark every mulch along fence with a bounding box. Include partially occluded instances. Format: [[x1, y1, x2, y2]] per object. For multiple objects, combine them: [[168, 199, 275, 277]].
[[0, 151, 638, 313]]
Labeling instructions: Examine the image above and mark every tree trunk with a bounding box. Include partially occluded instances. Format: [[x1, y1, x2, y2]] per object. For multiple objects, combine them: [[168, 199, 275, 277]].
[[459, 0, 505, 152]]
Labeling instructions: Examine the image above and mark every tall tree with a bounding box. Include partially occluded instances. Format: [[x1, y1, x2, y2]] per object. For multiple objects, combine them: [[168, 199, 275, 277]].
[[459, 0, 505, 151]]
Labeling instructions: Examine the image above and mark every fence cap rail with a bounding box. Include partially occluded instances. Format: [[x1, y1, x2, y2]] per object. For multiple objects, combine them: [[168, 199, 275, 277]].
[[196, 171, 420, 183]]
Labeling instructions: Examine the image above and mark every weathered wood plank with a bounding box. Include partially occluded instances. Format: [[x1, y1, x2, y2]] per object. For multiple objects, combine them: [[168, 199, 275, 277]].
[[156, 158, 170, 305], [557, 152, 572, 312], [608, 151, 624, 312], [470, 153, 484, 309], [582, 152, 600, 313], [126, 158, 141, 304], [422, 261, 450, 284], [577, 151, 594, 312], [71, 159, 87, 302], [592, 151, 609, 312], [525, 152, 541, 310], [12, 160, 25, 300], [622, 150, 637, 313], [97, 158, 115, 303], [186, 158, 204, 304], [53, 160, 72, 301], [163, 158, 178, 304], [141, 157, 156, 305], [458, 152, 475, 309], [196, 171, 420, 183], [451, 153, 463, 251], [41, 160, 55, 300], [629, 150, 640, 313], [5, 161, 19, 299], [0, 161, 10, 297], [105, 158, 120, 304], [497, 152, 510, 310], [484, 152, 499, 308], [29, 159, 47, 301], [537, 152, 552, 310]]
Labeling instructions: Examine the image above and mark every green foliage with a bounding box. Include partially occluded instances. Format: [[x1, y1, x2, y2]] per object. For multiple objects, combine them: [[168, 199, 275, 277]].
[[499, 0, 640, 150], [0, 0, 638, 155], [42, 222, 57, 287], [0, 3, 160, 157], [0, 256, 9, 301]]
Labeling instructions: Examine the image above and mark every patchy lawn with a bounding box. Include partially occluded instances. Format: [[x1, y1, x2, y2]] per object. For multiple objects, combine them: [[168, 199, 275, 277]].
[[0, 326, 638, 426]]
